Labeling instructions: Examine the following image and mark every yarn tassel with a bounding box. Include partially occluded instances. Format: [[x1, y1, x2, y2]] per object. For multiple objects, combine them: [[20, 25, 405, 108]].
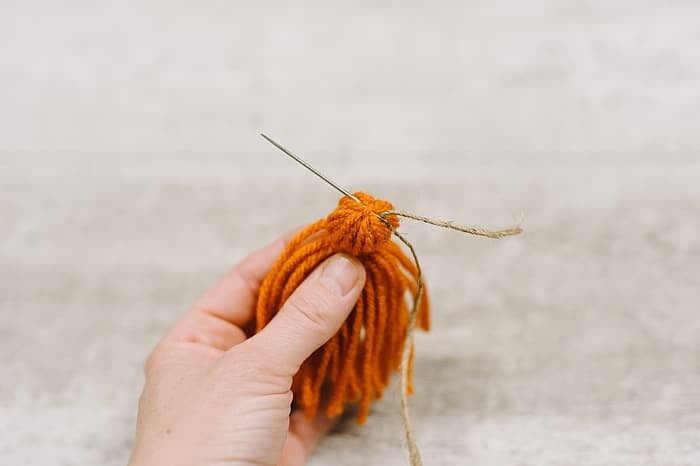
[[255, 192, 430, 423]]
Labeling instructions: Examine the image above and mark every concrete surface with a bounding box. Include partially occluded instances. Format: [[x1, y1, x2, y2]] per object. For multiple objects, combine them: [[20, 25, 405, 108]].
[[1, 1, 699, 465]]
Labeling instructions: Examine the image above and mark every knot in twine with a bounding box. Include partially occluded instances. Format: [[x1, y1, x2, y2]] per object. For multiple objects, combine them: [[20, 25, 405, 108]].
[[325, 192, 400, 255]]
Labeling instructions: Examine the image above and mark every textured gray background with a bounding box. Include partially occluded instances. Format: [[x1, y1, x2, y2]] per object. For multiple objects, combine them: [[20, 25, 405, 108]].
[[1, 1, 699, 465]]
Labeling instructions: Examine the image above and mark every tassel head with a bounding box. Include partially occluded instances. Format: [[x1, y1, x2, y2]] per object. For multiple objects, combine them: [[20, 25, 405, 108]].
[[325, 192, 400, 256]]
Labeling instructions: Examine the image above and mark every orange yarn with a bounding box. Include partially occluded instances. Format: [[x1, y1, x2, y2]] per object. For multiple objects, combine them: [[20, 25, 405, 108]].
[[255, 192, 430, 423]]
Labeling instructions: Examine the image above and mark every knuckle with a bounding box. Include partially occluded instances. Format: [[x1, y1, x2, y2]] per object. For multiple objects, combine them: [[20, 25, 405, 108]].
[[284, 291, 336, 334], [234, 338, 300, 379], [142, 340, 177, 376], [217, 347, 293, 391], [222, 349, 267, 377], [143, 343, 163, 375]]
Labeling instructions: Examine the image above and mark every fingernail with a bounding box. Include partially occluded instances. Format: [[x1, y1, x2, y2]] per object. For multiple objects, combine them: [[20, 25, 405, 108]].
[[320, 254, 360, 296]]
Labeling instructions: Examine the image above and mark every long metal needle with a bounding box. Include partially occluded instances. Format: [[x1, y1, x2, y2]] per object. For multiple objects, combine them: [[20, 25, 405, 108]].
[[260, 133, 361, 203]]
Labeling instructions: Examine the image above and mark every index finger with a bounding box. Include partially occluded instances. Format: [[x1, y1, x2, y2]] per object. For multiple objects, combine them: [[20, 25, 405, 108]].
[[162, 228, 300, 351], [192, 227, 300, 327]]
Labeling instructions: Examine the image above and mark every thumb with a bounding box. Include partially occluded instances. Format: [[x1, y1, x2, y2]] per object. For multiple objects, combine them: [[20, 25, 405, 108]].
[[244, 254, 365, 376]]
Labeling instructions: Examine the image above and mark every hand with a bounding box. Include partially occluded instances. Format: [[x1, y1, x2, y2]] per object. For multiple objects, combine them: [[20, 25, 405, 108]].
[[128, 231, 366, 466]]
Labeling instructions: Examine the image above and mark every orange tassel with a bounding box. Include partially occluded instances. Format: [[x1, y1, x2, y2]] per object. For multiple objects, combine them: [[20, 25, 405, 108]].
[[255, 192, 430, 423]]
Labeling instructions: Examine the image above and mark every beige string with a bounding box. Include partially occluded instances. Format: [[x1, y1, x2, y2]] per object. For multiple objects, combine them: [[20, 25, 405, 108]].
[[381, 212, 523, 466]]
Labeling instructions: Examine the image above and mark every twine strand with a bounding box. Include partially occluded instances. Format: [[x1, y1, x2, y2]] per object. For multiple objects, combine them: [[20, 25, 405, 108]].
[[383, 211, 521, 466], [382, 210, 523, 239], [391, 227, 424, 466]]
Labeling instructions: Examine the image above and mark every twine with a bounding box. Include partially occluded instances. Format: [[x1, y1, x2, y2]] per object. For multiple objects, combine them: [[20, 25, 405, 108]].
[[380, 210, 521, 466]]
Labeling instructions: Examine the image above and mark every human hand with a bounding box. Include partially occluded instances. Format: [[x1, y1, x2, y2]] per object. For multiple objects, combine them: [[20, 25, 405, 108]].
[[128, 231, 366, 466]]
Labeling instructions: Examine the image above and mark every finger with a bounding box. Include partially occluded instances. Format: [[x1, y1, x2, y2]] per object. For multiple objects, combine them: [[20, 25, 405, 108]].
[[193, 228, 300, 326], [279, 411, 336, 466], [164, 228, 299, 350], [243, 254, 365, 375]]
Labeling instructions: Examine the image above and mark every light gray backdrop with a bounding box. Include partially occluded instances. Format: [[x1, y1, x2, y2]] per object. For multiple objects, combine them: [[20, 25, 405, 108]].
[[1, 1, 699, 465]]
